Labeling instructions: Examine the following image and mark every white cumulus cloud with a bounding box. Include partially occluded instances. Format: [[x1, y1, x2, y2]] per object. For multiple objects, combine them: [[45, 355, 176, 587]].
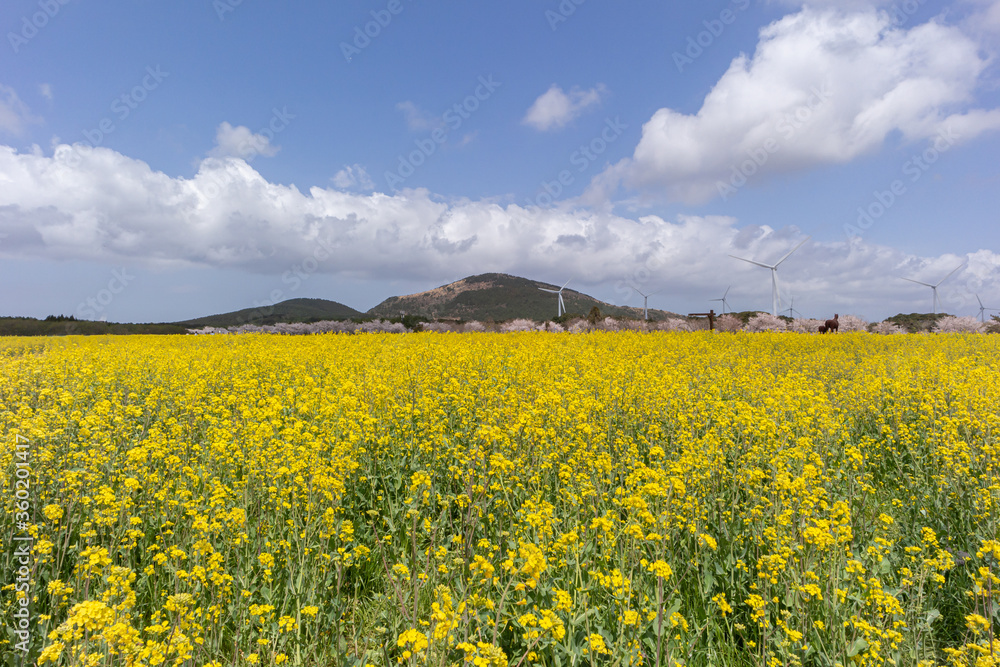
[[522, 84, 607, 132], [208, 122, 280, 160], [597, 7, 1000, 205], [0, 141, 997, 319], [0, 85, 42, 136], [396, 101, 439, 131], [332, 164, 374, 191]]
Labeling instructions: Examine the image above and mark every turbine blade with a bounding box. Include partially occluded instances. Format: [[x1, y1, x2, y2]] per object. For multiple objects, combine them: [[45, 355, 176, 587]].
[[539, 288, 559, 293], [729, 255, 773, 270], [901, 277, 934, 287], [774, 236, 811, 267], [935, 261, 967, 287], [560, 278, 572, 290]]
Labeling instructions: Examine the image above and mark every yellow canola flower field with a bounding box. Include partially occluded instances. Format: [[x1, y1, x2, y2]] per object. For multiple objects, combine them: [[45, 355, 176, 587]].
[[2, 332, 1000, 667]]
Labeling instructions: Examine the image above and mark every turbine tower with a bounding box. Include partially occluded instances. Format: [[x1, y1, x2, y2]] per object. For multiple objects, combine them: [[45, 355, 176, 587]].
[[901, 262, 966, 314], [783, 296, 801, 319], [710, 286, 732, 315], [729, 237, 810, 316], [632, 287, 659, 321], [539, 279, 571, 317]]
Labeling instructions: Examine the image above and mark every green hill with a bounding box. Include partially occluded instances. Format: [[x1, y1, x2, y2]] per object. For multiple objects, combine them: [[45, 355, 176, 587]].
[[366, 273, 682, 322], [883, 312, 949, 333], [0, 316, 187, 336], [177, 298, 363, 329]]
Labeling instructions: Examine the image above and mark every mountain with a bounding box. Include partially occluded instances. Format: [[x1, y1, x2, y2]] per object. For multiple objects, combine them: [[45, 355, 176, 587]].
[[366, 273, 683, 321], [176, 298, 363, 328]]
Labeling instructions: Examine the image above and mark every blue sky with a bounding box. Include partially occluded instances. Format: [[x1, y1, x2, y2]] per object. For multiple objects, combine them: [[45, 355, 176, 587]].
[[1, 0, 999, 322]]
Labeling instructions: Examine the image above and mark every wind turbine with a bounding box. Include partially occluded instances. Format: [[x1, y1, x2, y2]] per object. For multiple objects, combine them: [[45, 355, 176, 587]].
[[539, 279, 571, 317], [729, 237, 810, 316], [783, 296, 802, 319], [901, 261, 966, 314], [710, 286, 732, 315], [976, 295, 1000, 323], [632, 287, 660, 320]]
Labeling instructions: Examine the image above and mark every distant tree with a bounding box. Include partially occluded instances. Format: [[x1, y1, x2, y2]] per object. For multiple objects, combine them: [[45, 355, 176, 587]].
[[500, 319, 536, 333], [870, 321, 905, 335], [744, 313, 787, 332], [399, 314, 428, 331], [884, 313, 948, 333], [790, 318, 824, 333], [598, 317, 620, 332], [714, 314, 742, 333], [836, 315, 869, 332], [587, 306, 602, 326], [655, 318, 692, 332], [933, 316, 985, 333]]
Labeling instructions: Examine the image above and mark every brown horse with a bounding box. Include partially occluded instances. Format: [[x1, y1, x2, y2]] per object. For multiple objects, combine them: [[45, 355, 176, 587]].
[[818, 325, 827, 334], [822, 314, 839, 333]]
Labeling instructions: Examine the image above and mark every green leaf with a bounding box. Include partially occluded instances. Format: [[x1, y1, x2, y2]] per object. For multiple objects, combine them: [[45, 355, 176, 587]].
[[571, 607, 598, 626], [846, 638, 869, 657], [704, 568, 716, 593], [925, 608, 941, 626], [667, 597, 682, 617]]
